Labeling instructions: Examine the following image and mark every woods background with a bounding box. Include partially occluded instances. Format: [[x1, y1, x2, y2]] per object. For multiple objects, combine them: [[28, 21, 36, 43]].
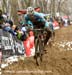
[[0, 0, 72, 24]]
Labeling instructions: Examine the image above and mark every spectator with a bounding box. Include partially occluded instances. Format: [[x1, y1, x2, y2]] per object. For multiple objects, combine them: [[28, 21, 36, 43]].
[[6, 20, 13, 27], [15, 26, 27, 41], [53, 18, 60, 30], [3, 20, 16, 36]]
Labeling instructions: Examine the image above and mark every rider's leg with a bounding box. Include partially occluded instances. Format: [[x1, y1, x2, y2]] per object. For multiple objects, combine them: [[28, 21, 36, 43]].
[[44, 28, 55, 48], [44, 28, 52, 46]]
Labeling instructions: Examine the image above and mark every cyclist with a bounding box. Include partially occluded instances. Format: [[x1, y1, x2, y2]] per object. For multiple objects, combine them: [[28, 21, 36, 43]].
[[24, 7, 45, 29], [24, 7, 54, 45]]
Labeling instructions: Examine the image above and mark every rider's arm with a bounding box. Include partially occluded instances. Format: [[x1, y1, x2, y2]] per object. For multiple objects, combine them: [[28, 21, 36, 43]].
[[34, 12, 46, 22], [24, 14, 33, 27]]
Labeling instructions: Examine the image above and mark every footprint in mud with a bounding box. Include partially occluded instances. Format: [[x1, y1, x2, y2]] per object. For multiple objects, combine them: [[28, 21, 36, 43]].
[[61, 57, 67, 60]]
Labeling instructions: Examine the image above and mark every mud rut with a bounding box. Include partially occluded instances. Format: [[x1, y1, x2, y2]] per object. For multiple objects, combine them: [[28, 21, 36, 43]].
[[2, 25, 72, 75]]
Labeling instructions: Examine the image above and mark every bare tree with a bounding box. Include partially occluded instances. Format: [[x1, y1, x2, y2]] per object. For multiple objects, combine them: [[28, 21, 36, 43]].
[[0, 0, 72, 24]]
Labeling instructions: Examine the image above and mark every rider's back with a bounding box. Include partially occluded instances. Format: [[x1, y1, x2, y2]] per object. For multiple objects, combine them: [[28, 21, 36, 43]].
[[24, 11, 45, 29]]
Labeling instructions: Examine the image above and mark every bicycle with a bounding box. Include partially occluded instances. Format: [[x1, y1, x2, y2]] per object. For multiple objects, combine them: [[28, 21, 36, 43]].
[[27, 25, 54, 66]]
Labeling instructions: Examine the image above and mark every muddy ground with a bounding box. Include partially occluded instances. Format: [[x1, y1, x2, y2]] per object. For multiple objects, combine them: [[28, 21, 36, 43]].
[[2, 25, 72, 75]]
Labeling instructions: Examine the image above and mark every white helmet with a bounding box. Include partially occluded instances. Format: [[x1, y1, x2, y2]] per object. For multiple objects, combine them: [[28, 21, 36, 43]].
[[27, 7, 34, 15]]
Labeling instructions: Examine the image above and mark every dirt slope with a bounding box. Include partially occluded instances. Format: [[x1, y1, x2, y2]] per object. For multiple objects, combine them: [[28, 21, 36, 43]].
[[2, 25, 72, 75]]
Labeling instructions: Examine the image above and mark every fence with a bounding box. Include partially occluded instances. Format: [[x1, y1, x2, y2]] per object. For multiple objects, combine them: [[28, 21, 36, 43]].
[[0, 29, 25, 60]]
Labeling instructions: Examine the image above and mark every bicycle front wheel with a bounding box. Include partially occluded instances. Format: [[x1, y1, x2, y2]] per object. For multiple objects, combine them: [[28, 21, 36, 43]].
[[35, 38, 44, 66]]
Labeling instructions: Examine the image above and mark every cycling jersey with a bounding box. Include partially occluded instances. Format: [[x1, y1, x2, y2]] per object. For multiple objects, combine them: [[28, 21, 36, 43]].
[[24, 12, 47, 29]]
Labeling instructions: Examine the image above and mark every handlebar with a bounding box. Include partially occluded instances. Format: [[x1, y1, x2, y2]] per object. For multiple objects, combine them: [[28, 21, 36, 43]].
[[30, 28, 45, 31]]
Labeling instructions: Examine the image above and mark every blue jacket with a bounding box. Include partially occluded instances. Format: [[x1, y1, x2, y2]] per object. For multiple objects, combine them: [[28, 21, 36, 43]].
[[24, 12, 54, 31], [24, 12, 47, 28]]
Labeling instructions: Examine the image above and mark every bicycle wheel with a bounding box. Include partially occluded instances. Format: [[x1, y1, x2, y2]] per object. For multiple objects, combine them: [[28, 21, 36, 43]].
[[35, 38, 44, 66], [35, 38, 40, 66], [39, 38, 44, 62]]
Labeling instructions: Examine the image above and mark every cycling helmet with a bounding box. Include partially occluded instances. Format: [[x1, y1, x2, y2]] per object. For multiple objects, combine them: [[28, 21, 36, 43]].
[[27, 7, 34, 15]]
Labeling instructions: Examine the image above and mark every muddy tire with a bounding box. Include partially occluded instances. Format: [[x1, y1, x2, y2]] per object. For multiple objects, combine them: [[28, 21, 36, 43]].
[[35, 38, 44, 66]]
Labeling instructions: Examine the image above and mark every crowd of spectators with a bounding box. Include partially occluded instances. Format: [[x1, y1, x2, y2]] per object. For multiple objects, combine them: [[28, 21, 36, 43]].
[[0, 9, 27, 41], [0, 9, 71, 42]]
